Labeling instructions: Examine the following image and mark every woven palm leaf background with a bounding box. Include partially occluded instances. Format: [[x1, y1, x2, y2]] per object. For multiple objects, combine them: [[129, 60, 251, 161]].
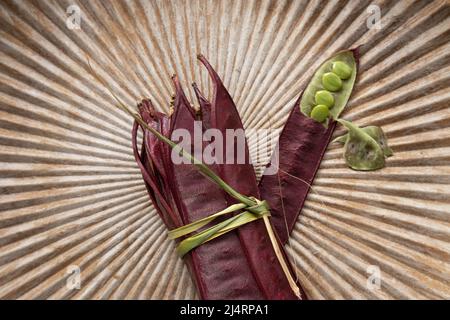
[[0, 0, 449, 299]]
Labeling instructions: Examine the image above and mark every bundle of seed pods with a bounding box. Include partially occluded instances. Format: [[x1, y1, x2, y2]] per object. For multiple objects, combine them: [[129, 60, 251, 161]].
[[130, 49, 392, 299], [132, 55, 303, 300]]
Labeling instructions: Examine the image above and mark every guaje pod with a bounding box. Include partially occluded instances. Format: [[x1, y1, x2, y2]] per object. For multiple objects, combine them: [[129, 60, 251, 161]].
[[133, 59, 306, 300], [133, 94, 264, 299], [198, 56, 302, 300], [259, 49, 358, 244]]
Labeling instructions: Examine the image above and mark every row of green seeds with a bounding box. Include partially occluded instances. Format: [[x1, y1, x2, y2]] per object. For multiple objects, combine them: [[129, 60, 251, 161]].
[[310, 61, 353, 123]]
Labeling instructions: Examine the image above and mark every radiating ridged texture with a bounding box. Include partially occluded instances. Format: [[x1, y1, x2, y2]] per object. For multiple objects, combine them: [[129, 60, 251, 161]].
[[0, 0, 449, 299]]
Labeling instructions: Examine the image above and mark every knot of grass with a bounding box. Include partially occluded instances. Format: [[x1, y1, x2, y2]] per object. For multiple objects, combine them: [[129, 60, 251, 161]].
[[247, 197, 270, 216], [168, 197, 271, 257]]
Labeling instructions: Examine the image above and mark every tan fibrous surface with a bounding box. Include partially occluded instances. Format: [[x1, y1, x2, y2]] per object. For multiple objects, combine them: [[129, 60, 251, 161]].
[[0, 0, 449, 299]]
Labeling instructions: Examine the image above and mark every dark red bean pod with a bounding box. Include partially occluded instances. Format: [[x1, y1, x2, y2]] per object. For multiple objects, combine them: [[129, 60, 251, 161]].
[[146, 77, 265, 299], [198, 55, 303, 300], [258, 104, 336, 244], [131, 120, 180, 229]]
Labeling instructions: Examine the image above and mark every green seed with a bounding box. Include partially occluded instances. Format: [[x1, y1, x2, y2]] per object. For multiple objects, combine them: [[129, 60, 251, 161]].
[[311, 105, 329, 123], [315, 90, 334, 108], [322, 72, 342, 92], [332, 61, 352, 80], [300, 50, 358, 124]]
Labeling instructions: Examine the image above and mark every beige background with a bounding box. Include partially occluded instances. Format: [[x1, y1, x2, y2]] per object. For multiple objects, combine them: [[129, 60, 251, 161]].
[[0, 0, 449, 299]]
